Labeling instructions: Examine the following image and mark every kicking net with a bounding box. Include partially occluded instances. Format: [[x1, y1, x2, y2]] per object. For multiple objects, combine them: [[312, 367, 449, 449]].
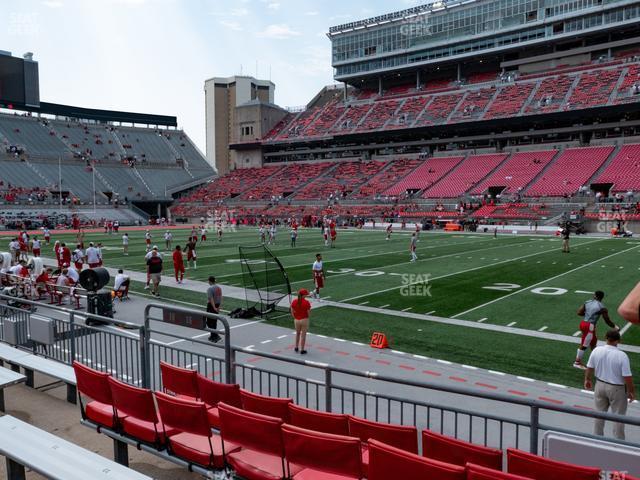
[[239, 245, 291, 316]]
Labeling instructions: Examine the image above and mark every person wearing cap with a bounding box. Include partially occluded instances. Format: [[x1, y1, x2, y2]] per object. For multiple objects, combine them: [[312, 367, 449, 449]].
[[144, 246, 161, 289], [584, 329, 635, 439], [291, 288, 312, 354]]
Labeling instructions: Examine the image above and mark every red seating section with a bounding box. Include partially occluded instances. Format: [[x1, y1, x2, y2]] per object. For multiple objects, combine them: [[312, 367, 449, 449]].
[[422, 429, 502, 470], [385, 156, 464, 195], [368, 439, 466, 480], [507, 448, 601, 480], [240, 162, 332, 200], [331, 104, 373, 133], [567, 69, 622, 110], [75, 362, 614, 480], [240, 389, 293, 422], [450, 88, 496, 122], [288, 403, 350, 436], [593, 143, 640, 192], [525, 75, 574, 114], [347, 415, 418, 476], [73, 361, 118, 429], [471, 150, 558, 195], [178, 166, 279, 202], [197, 374, 241, 429], [615, 64, 640, 104], [282, 424, 362, 479], [160, 361, 199, 401], [353, 158, 422, 198], [356, 100, 401, 132], [295, 161, 386, 200], [155, 391, 231, 468], [277, 107, 321, 139], [386, 96, 431, 130], [218, 402, 292, 480], [423, 153, 507, 198], [485, 83, 535, 120], [416, 93, 463, 126], [108, 376, 167, 446], [304, 101, 346, 137], [526, 146, 614, 196], [467, 463, 534, 480]]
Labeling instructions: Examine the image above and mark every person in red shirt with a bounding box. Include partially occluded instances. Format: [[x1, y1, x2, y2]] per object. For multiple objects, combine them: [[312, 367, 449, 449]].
[[291, 288, 312, 354], [172, 245, 185, 284], [59, 242, 72, 268], [53, 241, 62, 268], [329, 222, 337, 248]]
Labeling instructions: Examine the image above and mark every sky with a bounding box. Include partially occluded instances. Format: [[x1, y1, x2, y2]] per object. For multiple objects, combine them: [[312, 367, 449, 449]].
[[0, 0, 424, 152]]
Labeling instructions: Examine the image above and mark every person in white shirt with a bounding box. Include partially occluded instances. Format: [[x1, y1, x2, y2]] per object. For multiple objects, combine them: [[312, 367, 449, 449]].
[[96, 243, 103, 266], [56, 269, 71, 287], [164, 231, 172, 251], [66, 266, 80, 285], [8, 238, 20, 264], [85, 243, 100, 268], [122, 233, 129, 256], [113, 268, 130, 300], [312, 253, 324, 300], [584, 329, 635, 439], [144, 247, 161, 289]]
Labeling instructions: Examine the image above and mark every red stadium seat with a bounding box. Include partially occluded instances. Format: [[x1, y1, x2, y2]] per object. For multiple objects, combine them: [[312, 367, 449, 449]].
[[466, 463, 534, 480], [240, 389, 293, 422], [196, 374, 241, 429], [507, 448, 601, 480], [107, 377, 168, 447], [160, 361, 199, 401], [368, 439, 466, 480], [72, 361, 119, 429], [288, 403, 350, 436], [422, 429, 502, 470], [282, 423, 363, 479], [347, 415, 418, 476], [218, 402, 298, 480], [155, 391, 234, 469]]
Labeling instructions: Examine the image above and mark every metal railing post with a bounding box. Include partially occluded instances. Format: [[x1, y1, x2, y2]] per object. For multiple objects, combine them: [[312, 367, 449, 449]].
[[228, 348, 236, 384], [530, 405, 539, 454], [325, 368, 332, 413], [139, 324, 150, 389], [69, 311, 76, 365]]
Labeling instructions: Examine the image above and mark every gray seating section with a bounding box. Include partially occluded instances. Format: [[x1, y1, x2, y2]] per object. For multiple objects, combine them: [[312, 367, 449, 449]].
[[49, 120, 121, 161], [135, 167, 194, 196], [0, 159, 50, 190], [163, 130, 211, 170], [0, 115, 69, 158], [114, 127, 176, 164]]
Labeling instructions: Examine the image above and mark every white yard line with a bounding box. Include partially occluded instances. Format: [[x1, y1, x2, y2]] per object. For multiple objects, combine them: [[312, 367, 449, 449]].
[[451, 241, 635, 319]]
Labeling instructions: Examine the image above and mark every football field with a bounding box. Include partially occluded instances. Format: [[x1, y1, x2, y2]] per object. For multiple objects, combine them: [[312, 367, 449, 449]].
[[48, 226, 640, 388]]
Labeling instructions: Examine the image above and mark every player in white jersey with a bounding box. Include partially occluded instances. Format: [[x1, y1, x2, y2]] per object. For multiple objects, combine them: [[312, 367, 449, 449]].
[[200, 226, 207, 242], [386, 224, 393, 241], [410, 232, 418, 262], [164, 231, 173, 251], [145, 230, 152, 252], [31, 237, 41, 257], [144, 246, 161, 289], [268, 224, 277, 245], [574, 291, 618, 369], [122, 233, 129, 256], [259, 226, 266, 244], [312, 253, 324, 300], [43, 227, 51, 245]]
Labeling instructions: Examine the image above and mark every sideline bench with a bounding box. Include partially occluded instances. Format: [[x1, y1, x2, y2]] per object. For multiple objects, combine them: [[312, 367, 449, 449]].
[[0, 342, 77, 403], [0, 365, 26, 411], [0, 415, 152, 480]]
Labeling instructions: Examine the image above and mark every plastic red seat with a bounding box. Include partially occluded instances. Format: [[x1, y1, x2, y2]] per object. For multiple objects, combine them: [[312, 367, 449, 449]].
[[160, 361, 199, 401], [367, 439, 466, 480], [466, 462, 533, 480], [196, 374, 241, 429], [347, 416, 418, 476], [288, 404, 350, 436], [218, 402, 299, 480], [72, 361, 118, 429], [240, 389, 293, 422], [155, 391, 234, 469], [282, 423, 362, 479], [507, 449, 601, 480], [108, 377, 167, 447], [422, 430, 502, 470]]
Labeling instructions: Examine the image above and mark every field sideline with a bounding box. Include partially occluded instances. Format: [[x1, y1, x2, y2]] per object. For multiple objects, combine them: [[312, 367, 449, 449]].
[[27, 226, 640, 388]]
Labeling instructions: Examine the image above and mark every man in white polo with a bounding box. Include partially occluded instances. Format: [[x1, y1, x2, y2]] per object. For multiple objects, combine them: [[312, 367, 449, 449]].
[[584, 329, 635, 440]]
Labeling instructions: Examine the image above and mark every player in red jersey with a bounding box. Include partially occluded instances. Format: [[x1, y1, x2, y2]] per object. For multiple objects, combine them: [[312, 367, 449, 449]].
[[329, 221, 337, 248], [172, 245, 185, 283], [59, 242, 72, 268], [53, 241, 62, 268]]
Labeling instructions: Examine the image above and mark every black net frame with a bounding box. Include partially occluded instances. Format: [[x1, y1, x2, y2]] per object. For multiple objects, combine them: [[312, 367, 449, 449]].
[[239, 245, 291, 317]]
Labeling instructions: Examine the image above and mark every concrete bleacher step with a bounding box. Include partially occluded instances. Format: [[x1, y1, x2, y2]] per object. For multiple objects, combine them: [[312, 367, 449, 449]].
[[92, 166, 117, 193], [445, 92, 468, 123], [519, 80, 542, 115], [609, 67, 629, 105], [564, 74, 583, 107], [478, 87, 503, 118]]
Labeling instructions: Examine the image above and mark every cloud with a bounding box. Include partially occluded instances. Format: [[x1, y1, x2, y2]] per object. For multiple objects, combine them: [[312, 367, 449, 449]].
[[42, 0, 63, 8], [267, 2, 280, 10], [219, 20, 243, 31], [257, 24, 300, 39], [304, 11, 319, 16], [229, 7, 249, 16]]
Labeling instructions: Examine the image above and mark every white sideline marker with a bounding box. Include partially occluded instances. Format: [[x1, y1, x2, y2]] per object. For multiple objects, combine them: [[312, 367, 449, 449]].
[[517, 376, 535, 382], [401, 307, 413, 312], [379, 304, 390, 309], [538, 326, 548, 332], [572, 331, 581, 337], [425, 310, 436, 315], [477, 318, 487, 323], [507, 321, 517, 327], [359, 301, 369, 305]]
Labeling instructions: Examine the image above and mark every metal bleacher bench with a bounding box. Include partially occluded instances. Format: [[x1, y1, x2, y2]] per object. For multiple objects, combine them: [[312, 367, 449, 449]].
[[0, 415, 152, 480], [0, 342, 77, 404]]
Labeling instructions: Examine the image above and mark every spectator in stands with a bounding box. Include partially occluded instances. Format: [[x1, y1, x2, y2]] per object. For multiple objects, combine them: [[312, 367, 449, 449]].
[[206, 276, 222, 343], [146, 250, 163, 298], [56, 268, 71, 287], [291, 288, 311, 355], [584, 329, 635, 439]]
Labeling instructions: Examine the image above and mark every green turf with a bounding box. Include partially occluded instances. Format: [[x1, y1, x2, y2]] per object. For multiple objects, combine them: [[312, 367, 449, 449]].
[[45, 227, 640, 389]]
